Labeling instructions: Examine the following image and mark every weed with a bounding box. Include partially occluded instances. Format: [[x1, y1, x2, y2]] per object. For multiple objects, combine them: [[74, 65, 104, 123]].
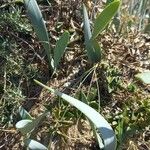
[[0, 85, 25, 125], [0, 5, 37, 126]]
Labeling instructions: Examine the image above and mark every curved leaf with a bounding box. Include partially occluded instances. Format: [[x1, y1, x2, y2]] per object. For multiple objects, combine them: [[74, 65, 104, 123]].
[[24, 139, 47, 150], [92, 0, 120, 38], [80, 91, 104, 148], [34, 80, 117, 150], [54, 31, 70, 69], [16, 119, 33, 134], [16, 111, 49, 135], [24, 0, 52, 67]]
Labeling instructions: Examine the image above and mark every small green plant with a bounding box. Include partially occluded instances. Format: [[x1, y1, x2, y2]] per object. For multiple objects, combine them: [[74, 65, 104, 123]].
[[83, 0, 120, 63], [0, 3, 31, 33], [105, 98, 150, 149], [106, 66, 122, 93], [34, 79, 117, 150], [80, 1, 121, 103], [0, 86, 25, 125], [24, 0, 70, 71], [15, 106, 49, 149]]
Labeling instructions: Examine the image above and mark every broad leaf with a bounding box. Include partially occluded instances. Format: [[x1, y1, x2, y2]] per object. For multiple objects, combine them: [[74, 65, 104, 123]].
[[80, 91, 104, 149], [24, 139, 47, 150], [16, 119, 33, 135], [135, 71, 150, 84], [54, 31, 70, 69], [24, 0, 52, 67], [34, 80, 117, 150], [16, 111, 49, 135], [92, 0, 120, 38]]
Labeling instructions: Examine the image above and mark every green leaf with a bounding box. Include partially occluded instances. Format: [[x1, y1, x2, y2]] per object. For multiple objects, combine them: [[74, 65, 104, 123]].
[[85, 39, 102, 63], [83, 4, 92, 42], [80, 91, 88, 104], [24, 0, 52, 68], [34, 79, 117, 150], [15, 119, 33, 135], [54, 31, 70, 69], [90, 39, 102, 62], [16, 111, 49, 135], [83, 4, 101, 63], [83, 4, 93, 61], [19, 106, 33, 120], [24, 139, 47, 150], [80, 91, 104, 148], [135, 71, 150, 84], [92, 0, 120, 38]]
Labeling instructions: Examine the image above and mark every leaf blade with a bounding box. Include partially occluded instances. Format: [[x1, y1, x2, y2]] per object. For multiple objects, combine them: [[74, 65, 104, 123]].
[[24, 0, 52, 67], [34, 79, 117, 150], [90, 39, 102, 62], [83, 4, 102, 63], [16, 111, 49, 135], [19, 106, 32, 120], [15, 119, 33, 135], [24, 139, 48, 150], [83, 3, 95, 62], [54, 31, 70, 69], [92, 0, 120, 38]]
